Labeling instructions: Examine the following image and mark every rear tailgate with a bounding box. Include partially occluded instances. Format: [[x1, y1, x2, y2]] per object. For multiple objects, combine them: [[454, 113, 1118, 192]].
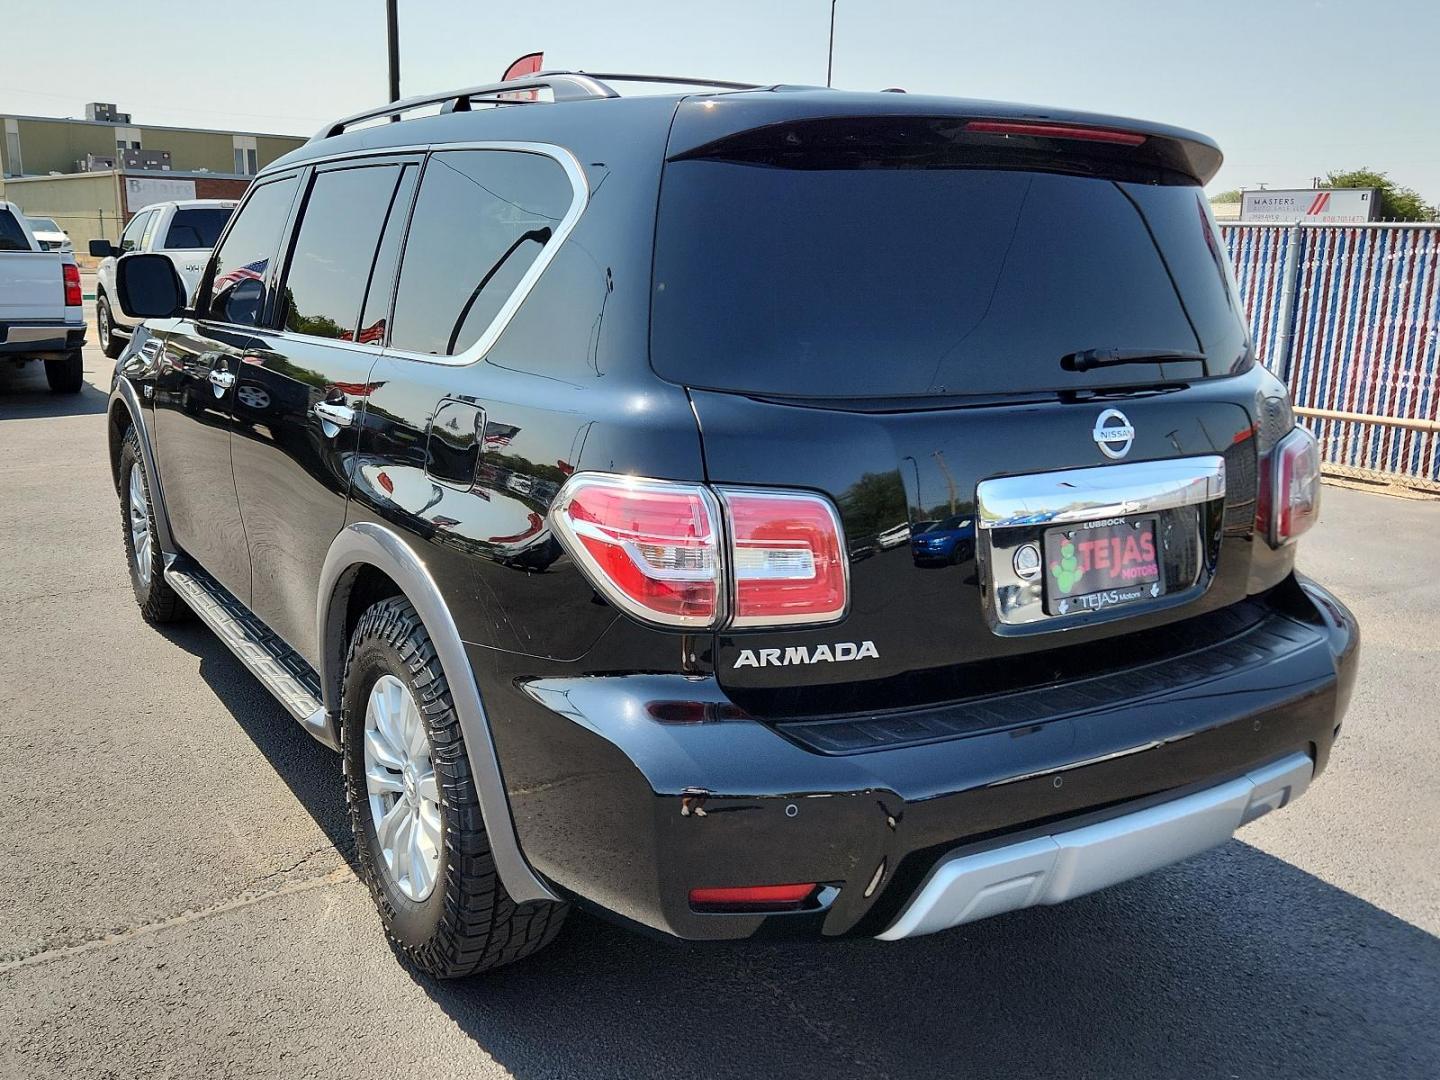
[[0, 207, 64, 323], [653, 100, 1284, 712]]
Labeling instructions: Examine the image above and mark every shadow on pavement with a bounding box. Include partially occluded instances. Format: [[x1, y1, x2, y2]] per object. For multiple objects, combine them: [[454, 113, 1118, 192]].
[[149, 618, 1439, 1080], [153, 618, 354, 861], [0, 364, 109, 418]]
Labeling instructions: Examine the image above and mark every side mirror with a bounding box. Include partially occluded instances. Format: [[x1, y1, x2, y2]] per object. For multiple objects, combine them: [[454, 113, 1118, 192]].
[[116, 252, 187, 321], [89, 239, 119, 258]]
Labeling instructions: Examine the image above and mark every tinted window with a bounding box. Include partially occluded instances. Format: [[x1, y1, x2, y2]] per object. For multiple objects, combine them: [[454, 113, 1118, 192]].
[[651, 163, 1250, 398], [205, 176, 298, 326], [165, 207, 233, 249], [390, 150, 571, 357], [355, 164, 418, 346], [0, 210, 28, 251], [281, 166, 401, 340]]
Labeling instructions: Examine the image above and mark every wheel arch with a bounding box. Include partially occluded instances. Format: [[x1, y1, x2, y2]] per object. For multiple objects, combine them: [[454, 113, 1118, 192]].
[[108, 378, 176, 554], [316, 521, 560, 905]]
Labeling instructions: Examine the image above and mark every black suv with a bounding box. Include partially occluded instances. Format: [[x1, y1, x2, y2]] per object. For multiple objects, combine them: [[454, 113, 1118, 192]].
[[107, 72, 1358, 976]]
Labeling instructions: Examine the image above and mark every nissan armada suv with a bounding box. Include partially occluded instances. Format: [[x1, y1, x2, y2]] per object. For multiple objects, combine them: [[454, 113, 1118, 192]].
[[106, 72, 1359, 977]]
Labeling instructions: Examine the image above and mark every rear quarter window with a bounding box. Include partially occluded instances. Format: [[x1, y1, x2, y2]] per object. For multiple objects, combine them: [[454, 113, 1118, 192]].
[[388, 149, 573, 358]]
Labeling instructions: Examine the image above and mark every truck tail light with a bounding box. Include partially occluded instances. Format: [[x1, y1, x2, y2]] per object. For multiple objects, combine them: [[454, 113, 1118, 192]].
[[63, 262, 82, 308], [1257, 426, 1321, 547], [552, 475, 722, 628], [719, 489, 848, 627], [551, 474, 849, 630]]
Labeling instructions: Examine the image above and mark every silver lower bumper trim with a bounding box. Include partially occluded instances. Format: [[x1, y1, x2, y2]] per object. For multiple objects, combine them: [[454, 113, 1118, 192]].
[[877, 752, 1313, 940]]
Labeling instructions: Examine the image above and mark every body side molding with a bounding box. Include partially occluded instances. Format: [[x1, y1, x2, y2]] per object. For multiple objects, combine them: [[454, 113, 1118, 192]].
[[316, 521, 560, 905]]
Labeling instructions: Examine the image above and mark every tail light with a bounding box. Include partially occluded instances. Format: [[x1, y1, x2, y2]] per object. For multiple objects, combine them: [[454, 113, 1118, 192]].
[[551, 473, 848, 630], [1257, 426, 1321, 547], [62, 263, 82, 307], [551, 475, 722, 627], [720, 489, 847, 627]]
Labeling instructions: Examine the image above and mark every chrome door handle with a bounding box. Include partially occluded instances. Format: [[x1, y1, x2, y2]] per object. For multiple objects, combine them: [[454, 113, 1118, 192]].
[[314, 401, 356, 428], [208, 369, 235, 390]]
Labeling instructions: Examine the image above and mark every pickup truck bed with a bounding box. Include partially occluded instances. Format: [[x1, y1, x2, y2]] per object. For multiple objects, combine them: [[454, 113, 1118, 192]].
[[1, 201, 87, 392]]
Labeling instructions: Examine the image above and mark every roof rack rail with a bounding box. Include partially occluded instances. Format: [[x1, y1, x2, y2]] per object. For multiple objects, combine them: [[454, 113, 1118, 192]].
[[311, 70, 762, 142]]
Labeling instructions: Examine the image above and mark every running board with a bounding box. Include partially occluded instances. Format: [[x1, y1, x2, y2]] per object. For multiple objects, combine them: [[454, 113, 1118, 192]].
[[164, 560, 338, 750]]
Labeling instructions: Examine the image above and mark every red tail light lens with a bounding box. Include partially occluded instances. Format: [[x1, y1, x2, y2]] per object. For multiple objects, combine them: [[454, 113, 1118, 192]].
[[689, 883, 816, 911], [1258, 426, 1321, 546], [552, 475, 722, 628], [552, 474, 850, 630], [964, 119, 1147, 146], [62, 262, 82, 307], [719, 489, 848, 627]]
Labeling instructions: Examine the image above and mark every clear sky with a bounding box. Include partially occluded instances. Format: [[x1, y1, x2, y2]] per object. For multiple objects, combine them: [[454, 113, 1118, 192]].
[[4, 0, 1437, 199]]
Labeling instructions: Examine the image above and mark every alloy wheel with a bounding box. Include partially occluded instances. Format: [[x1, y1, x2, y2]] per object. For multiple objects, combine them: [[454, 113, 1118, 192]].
[[98, 302, 111, 351], [127, 463, 152, 587], [363, 674, 442, 901]]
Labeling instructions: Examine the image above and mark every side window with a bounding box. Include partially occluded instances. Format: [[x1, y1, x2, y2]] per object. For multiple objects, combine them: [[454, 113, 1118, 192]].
[[140, 210, 162, 250], [389, 150, 573, 357], [119, 210, 149, 253], [0, 209, 28, 251], [355, 165, 418, 345], [205, 176, 298, 327], [280, 164, 403, 341]]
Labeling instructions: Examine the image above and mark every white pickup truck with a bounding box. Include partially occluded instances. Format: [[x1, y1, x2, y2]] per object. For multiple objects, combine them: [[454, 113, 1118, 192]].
[[90, 199, 235, 358], [1, 200, 86, 393]]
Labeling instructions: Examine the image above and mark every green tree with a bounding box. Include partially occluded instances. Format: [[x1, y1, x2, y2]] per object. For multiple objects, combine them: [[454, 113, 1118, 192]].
[[1325, 168, 1437, 222], [1211, 188, 1242, 204]]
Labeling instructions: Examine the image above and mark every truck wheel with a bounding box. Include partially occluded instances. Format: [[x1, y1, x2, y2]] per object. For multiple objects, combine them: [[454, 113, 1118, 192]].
[[118, 427, 188, 622], [342, 596, 567, 978], [97, 296, 125, 359], [44, 350, 84, 393]]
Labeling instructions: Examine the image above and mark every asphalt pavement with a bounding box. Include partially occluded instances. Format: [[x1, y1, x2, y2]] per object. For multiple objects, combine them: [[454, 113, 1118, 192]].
[[0, 334, 1436, 1080]]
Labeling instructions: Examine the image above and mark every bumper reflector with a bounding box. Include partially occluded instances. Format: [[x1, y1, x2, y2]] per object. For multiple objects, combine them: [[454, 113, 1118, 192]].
[[689, 883, 816, 911]]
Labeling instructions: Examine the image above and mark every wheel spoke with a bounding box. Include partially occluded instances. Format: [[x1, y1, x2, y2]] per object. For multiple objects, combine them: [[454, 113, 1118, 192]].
[[365, 763, 404, 796], [417, 800, 442, 848], [364, 728, 404, 771], [408, 818, 432, 895], [416, 772, 438, 804], [376, 796, 408, 852]]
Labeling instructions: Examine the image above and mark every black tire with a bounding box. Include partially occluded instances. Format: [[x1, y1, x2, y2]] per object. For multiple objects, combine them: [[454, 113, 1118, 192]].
[[44, 350, 84, 393], [97, 295, 125, 359], [342, 596, 567, 978], [117, 427, 188, 623]]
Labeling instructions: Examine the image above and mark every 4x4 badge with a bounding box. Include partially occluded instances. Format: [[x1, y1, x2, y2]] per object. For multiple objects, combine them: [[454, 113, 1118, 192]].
[[1093, 408, 1136, 459]]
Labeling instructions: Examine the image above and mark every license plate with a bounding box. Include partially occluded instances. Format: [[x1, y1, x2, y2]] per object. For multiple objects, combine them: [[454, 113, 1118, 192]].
[[1043, 515, 1162, 616]]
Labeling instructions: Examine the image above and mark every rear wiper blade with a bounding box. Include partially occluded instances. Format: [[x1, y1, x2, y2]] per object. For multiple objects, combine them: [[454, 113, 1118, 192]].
[[1061, 348, 1206, 373]]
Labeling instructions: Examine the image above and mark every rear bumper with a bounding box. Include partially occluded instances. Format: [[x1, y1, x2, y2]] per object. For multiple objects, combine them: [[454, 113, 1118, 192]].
[[0, 322, 85, 356], [478, 575, 1358, 941], [878, 751, 1312, 939]]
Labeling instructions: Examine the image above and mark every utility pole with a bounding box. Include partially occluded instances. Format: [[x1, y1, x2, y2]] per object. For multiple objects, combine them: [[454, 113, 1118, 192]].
[[386, 0, 401, 106], [826, 1, 838, 87]]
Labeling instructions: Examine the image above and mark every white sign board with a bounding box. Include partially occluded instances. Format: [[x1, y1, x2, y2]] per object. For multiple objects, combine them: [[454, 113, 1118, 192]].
[[1240, 188, 1378, 224], [125, 177, 197, 213]]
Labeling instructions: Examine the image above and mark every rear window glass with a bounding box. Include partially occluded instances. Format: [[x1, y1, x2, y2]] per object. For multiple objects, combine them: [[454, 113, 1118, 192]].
[[165, 207, 233, 249], [651, 162, 1249, 398], [0, 210, 29, 251]]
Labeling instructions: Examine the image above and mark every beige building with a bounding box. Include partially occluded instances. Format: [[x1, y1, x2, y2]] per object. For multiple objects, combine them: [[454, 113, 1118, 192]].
[[0, 104, 304, 259]]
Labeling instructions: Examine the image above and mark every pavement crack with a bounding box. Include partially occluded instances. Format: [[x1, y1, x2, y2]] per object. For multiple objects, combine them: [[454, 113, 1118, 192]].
[[0, 866, 357, 978]]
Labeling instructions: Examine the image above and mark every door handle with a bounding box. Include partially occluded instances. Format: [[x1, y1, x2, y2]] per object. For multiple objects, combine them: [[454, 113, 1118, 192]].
[[314, 401, 356, 429], [208, 369, 235, 390]]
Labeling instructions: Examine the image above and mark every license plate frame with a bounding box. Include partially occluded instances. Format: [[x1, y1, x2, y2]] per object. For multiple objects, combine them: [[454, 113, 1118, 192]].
[[1042, 515, 1163, 617]]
